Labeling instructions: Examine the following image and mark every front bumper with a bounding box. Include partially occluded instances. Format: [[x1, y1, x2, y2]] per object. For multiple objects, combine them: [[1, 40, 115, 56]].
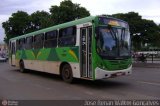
[[95, 65, 132, 79]]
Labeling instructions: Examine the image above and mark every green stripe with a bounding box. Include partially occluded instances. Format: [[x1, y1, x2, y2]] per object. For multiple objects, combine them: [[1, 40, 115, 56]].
[[16, 47, 79, 63]]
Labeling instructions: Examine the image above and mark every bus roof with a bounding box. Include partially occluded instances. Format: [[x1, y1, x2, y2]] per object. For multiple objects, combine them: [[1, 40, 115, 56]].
[[10, 15, 128, 41], [10, 16, 96, 41]]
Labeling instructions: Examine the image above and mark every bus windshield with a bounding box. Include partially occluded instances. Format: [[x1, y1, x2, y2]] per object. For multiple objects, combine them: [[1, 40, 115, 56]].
[[96, 26, 131, 59]]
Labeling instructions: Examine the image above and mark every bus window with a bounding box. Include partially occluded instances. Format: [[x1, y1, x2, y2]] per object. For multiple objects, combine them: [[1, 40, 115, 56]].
[[16, 40, 19, 50], [59, 26, 76, 47], [26, 36, 33, 50], [44, 30, 58, 48], [34, 33, 44, 49], [11, 42, 16, 54], [19, 38, 25, 50]]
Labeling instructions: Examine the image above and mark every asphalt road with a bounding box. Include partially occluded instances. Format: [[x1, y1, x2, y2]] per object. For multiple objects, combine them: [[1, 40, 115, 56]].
[[0, 62, 160, 100]]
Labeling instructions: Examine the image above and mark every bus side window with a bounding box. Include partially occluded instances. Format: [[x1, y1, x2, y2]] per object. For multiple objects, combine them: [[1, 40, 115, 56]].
[[16, 40, 19, 50], [44, 30, 58, 48], [26, 36, 33, 50], [19, 38, 25, 50], [11, 42, 15, 54], [34, 33, 44, 49], [59, 26, 76, 47]]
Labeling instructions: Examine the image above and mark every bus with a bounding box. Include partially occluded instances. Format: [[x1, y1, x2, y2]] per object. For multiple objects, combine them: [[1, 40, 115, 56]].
[[9, 15, 132, 83]]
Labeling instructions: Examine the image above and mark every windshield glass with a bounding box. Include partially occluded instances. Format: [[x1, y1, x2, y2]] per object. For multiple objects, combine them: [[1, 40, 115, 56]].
[[96, 26, 131, 59]]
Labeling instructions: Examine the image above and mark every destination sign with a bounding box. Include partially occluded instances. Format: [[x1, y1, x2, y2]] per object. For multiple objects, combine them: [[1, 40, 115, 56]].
[[99, 17, 129, 28]]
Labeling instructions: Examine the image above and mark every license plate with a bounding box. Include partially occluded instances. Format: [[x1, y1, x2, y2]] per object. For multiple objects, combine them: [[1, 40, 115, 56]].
[[116, 72, 123, 76]]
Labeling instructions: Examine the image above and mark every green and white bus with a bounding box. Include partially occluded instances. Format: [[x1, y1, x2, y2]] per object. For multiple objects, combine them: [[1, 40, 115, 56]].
[[9, 15, 132, 82]]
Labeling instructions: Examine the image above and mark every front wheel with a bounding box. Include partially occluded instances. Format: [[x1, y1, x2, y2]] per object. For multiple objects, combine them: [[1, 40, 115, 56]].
[[61, 64, 73, 83]]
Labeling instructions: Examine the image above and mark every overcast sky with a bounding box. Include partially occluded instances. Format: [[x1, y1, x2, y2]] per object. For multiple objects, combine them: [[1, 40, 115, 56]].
[[0, 0, 160, 42]]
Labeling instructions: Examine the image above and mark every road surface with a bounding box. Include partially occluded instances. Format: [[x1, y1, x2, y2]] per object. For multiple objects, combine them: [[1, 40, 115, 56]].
[[0, 62, 160, 100]]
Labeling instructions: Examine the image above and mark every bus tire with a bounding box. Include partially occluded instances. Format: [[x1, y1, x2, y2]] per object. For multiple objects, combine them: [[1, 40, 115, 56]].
[[61, 64, 73, 83], [19, 60, 26, 73]]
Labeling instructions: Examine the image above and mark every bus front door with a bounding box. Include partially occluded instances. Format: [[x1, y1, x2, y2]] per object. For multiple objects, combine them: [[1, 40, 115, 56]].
[[80, 27, 92, 78], [10, 41, 16, 66]]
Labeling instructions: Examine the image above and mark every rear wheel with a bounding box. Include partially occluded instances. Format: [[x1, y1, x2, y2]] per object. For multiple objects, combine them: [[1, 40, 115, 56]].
[[19, 60, 26, 73], [61, 64, 73, 83]]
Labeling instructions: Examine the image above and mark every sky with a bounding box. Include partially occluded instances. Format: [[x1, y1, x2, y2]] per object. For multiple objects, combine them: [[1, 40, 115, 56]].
[[0, 0, 160, 42]]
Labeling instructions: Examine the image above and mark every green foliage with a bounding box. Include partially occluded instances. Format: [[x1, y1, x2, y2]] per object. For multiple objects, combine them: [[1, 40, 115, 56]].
[[29, 11, 52, 33], [2, 11, 52, 43], [50, 0, 90, 25], [2, 0, 90, 44], [2, 11, 30, 43], [112, 12, 160, 50]]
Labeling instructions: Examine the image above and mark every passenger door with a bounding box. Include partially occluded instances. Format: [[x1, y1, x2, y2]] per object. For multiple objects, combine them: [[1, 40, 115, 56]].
[[10, 41, 16, 66], [80, 27, 92, 78]]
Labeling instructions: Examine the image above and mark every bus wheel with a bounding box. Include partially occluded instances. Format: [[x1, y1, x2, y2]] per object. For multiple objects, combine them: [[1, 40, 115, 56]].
[[19, 60, 26, 73], [61, 64, 73, 83]]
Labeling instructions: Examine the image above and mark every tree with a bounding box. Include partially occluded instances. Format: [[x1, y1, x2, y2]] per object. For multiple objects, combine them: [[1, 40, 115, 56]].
[[2, 11, 30, 43], [2, 11, 52, 43], [112, 12, 160, 50], [2, 0, 90, 43], [50, 0, 90, 25], [29, 11, 53, 32], [154, 24, 160, 47]]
